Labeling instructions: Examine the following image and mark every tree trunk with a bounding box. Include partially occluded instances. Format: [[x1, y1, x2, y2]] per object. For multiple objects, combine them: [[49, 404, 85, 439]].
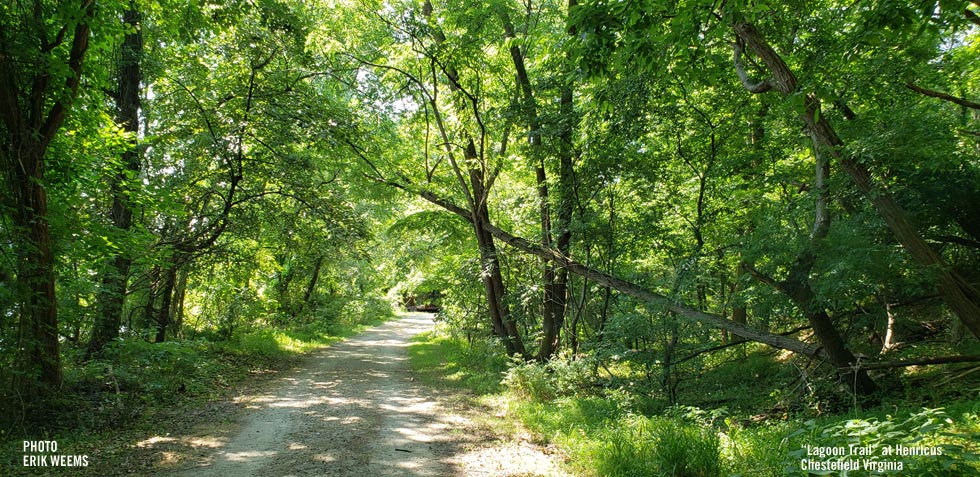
[[548, 8, 577, 355], [300, 256, 324, 315], [88, 4, 143, 357], [172, 267, 188, 339], [733, 20, 980, 340], [500, 8, 572, 361], [725, 261, 749, 345], [468, 156, 527, 357], [10, 145, 62, 390], [0, 0, 95, 392], [779, 254, 878, 395], [746, 128, 877, 395], [882, 299, 898, 353], [155, 266, 177, 343], [144, 265, 159, 334]]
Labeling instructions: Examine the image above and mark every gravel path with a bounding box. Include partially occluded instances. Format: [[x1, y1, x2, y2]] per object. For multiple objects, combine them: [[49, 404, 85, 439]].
[[155, 313, 566, 477]]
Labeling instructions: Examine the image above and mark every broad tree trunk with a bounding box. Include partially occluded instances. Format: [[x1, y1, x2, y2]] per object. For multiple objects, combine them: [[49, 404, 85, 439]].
[[88, 5, 143, 357], [0, 0, 95, 392], [10, 146, 62, 390]]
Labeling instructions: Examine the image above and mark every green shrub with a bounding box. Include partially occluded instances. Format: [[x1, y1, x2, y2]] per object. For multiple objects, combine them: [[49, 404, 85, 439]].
[[502, 354, 599, 403], [502, 360, 556, 402]]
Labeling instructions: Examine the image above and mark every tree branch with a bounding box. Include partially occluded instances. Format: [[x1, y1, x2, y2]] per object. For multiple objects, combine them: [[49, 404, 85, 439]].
[[852, 355, 980, 371], [906, 82, 980, 110], [673, 324, 813, 366], [38, 0, 95, 149], [732, 38, 775, 94], [964, 7, 980, 27]]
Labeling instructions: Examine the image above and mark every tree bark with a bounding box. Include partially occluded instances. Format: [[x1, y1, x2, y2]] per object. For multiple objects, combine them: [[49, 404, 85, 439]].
[[467, 146, 527, 357], [155, 266, 177, 343], [172, 267, 188, 339], [299, 256, 324, 315], [549, 0, 578, 356], [500, 7, 572, 360], [10, 145, 62, 389]]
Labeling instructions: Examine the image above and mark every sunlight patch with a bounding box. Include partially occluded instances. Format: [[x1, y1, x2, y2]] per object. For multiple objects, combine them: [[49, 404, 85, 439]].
[[222, 450, 277, 461], [137, 436, 177, 448]]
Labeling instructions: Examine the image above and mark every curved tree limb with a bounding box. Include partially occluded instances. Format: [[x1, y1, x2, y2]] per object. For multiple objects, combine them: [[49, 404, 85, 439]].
[[906, 82, 980, 111], [732, 38, 775, 94]]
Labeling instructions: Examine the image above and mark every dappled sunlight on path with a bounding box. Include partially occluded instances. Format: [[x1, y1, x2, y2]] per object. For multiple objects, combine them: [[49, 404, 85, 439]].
[[145, 314, 455, 476], [140, 313, 566, 476]]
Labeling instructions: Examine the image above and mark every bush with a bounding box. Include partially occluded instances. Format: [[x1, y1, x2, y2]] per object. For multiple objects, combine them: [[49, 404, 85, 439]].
[[503, 361, 556, 402], [502, 354, 599, 403]]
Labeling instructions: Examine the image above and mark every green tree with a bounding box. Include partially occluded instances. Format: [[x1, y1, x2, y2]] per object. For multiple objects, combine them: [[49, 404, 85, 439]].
[[1, 0, 100, 393]]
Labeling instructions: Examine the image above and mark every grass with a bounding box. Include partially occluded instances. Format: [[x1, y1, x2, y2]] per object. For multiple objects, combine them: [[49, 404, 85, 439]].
[[408, 329, 509, 394], [408, 330, 980, 477]]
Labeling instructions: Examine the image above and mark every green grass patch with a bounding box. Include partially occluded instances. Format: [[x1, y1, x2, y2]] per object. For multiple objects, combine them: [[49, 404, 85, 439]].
[[507, 388, 980, 476], [408, 329, 508, 394]]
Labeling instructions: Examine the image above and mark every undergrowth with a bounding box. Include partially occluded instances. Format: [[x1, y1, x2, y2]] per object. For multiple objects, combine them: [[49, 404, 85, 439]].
[[409, 331, 980, 477]]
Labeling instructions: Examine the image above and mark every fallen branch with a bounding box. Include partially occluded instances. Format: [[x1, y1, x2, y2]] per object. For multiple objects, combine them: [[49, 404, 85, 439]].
[[673, 325, 814, 366], [851, 355, 980, 371], [409, 187, 828, 360]]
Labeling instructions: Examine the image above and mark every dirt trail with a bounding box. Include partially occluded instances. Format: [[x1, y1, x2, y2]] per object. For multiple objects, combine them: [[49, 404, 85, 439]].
[[155, 313, 566, 477]]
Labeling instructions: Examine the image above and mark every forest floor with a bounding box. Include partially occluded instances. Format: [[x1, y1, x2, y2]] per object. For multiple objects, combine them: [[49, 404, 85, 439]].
[[136, 313, 566, 476]]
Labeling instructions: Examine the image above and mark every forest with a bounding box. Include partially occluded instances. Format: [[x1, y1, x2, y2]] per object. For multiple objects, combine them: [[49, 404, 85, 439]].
[[2, 0, 980, 475]]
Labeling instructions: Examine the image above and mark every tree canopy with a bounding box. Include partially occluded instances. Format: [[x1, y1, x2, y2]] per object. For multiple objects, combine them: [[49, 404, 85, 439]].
[[2, 0, 979, 430]]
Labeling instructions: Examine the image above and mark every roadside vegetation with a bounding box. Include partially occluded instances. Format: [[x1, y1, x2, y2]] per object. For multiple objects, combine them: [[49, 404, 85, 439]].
[[411, 328, 980, 476]]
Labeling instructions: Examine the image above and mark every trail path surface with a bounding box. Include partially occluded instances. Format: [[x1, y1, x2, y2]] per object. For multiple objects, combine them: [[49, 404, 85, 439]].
[[153, 313, 566, 476]]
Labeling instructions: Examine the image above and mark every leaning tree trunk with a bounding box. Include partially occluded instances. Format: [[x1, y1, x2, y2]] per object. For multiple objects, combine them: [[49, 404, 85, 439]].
[[733, 50, 879, 394], [416, 188, 829, 359], [750, 131, 877, 395], [469, 160, 527, 357], [732, 20, 980, 339]]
